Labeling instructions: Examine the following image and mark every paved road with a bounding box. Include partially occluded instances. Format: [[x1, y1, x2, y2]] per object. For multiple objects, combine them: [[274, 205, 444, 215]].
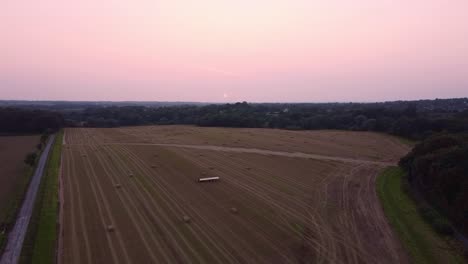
[[106, 142, 397, 166], [0, 135, 56, 264]]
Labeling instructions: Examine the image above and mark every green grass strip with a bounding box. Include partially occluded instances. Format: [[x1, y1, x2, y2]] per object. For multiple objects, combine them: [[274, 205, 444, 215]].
[[20, 131, 63, 264], [377, 167, 463, 264]]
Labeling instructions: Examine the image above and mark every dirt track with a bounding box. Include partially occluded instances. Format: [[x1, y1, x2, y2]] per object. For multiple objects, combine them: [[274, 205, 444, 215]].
[[60, 127, 410, 264], [103, 142, 397, 166]]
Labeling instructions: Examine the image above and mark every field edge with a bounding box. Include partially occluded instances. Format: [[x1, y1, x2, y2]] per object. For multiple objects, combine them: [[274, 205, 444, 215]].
[[19, 131, 63, 264], [377, 166, 464, 264]]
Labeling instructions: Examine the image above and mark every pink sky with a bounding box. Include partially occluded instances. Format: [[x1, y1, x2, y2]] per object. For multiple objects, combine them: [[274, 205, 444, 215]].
[[1, 0, 467, 102]]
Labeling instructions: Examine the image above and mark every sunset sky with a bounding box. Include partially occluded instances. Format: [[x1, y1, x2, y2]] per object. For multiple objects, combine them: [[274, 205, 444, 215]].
[[1, 0, 467, 102]]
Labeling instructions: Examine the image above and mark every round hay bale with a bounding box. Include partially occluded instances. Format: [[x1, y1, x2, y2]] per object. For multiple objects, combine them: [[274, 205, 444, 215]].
[[107, 225, 115, 232], [245, 167, 252, 170], [115, 184, 122, 189], [183, 216, 191, 223], [230, 207, 238, 214]]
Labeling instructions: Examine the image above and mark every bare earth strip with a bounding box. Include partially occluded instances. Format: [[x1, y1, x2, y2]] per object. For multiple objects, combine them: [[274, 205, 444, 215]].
[[60, 127, 410, 264]]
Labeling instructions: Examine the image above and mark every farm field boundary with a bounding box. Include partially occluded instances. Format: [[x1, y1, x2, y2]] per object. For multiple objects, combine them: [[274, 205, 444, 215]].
[[19, 131, 63, 264], [377, 167, 464, 264]]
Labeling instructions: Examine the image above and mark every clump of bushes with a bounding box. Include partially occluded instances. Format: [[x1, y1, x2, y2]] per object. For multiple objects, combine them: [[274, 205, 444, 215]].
[[24, 152, 37, 167], [400, 133, 468, 237]]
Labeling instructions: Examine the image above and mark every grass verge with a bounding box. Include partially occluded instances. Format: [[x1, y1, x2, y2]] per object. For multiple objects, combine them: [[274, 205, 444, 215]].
[[377, 166, 464, 264], [396, 137, 418, 147], [19, 131, 63, 264]]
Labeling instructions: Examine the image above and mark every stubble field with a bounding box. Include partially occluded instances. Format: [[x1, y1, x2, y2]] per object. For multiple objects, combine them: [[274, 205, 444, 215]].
[[60, 126, 410, 264]]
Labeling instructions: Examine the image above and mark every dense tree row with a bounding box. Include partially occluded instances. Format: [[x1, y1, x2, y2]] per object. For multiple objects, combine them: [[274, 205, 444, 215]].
[[400, 133, 468, 237], [0, 108, 64, 134], [64, 99, 468, 140]]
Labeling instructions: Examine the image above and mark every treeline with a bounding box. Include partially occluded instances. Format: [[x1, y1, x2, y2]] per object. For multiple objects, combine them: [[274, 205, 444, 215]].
[[400, 133, 468, 237], [4, 98, 466, 141], [65, 99, 468, 140], [0, 108, 64, 134]]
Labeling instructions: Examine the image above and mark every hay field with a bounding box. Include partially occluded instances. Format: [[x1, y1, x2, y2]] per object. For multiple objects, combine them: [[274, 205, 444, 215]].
[[60, 126, 410, 264]]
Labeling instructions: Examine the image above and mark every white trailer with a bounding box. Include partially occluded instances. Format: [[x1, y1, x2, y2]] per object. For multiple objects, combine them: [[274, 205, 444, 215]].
[[198, 176, 220, 182]]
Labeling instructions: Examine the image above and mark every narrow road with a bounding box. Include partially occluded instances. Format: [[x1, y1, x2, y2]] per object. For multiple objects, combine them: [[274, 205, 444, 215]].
[[105, 142, 397, 166], [0, 135, 56, 264]]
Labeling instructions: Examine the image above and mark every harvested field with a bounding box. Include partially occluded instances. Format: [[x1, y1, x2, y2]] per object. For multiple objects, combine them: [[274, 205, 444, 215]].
[[112, 125, 407, 163], [61, 126, 411, 263], [0, 135, 40, 218]]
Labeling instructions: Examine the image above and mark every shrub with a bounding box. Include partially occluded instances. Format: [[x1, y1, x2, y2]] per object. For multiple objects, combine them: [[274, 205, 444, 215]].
[[24, 152, 37, 167]]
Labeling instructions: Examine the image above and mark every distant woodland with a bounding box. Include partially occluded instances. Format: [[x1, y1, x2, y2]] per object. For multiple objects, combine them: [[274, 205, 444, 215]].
[[1, 98, 467, 236], [2, 98, 468, 140], [0, 108, 64, 134], [56, 98, 468, 141]]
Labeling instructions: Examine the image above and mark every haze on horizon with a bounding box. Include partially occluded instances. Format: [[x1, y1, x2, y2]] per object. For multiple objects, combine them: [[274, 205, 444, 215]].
[[1, 0, 467, 103]]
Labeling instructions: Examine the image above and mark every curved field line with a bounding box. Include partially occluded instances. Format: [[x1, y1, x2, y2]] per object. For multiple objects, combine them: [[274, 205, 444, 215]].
[[338, 164, 372, 263], [183, 150, 392, 260], [340, 164, 365, 263], [337, 164, 393, 263], [179, 149, 336, 260]]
